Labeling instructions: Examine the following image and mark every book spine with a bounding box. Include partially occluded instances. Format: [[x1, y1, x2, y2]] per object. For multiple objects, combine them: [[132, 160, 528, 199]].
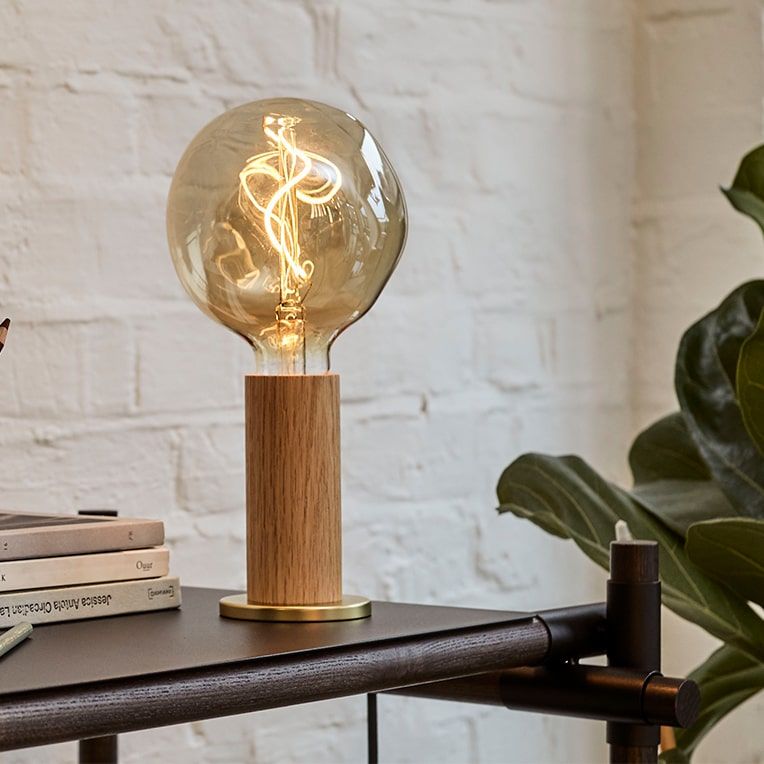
[[0, 547, 170, 592], [0, 520, 165, 561], [0, 576, 181, 627]]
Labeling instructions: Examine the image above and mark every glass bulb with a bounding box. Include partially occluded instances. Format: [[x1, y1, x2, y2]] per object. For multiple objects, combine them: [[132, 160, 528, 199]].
[[167, 98, 407, 374]]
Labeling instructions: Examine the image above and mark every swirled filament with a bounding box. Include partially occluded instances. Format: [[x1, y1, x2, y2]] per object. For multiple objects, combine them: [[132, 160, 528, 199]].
[[237, 114, 342, 372]]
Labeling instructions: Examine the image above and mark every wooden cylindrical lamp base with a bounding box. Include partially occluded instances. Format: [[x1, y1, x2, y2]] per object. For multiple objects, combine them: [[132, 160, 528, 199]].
[[219, 373, 371, 622]]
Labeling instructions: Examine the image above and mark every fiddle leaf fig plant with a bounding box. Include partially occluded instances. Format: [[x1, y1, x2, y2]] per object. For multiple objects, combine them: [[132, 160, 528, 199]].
[[737, 309, 764, 456], [722, 144, 764, 235], [497, 145, 764, 762]]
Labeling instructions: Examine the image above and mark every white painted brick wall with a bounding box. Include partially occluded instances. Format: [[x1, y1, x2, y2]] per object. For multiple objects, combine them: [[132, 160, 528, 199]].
[[19, 0, 764, 761]]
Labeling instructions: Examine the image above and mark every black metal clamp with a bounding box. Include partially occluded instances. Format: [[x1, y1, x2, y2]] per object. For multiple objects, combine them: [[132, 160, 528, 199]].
[[386, 540, 700, 764]]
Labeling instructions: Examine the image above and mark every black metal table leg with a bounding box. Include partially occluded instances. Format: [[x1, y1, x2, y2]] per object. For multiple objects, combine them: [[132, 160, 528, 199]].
[[367, 693, 378, 764], [78, 735, 118, 764]]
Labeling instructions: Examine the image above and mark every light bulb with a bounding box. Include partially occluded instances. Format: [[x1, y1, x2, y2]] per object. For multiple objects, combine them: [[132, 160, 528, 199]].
[[167, 98, 407, 374]]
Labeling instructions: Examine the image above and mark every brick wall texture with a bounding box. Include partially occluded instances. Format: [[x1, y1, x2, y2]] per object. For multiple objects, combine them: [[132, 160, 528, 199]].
[[0, 1, 762, 762]]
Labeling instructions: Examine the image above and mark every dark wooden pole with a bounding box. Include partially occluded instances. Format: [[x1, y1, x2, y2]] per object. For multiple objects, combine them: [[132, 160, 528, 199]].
[[0, 619, 548, 750], [607, 540, 661, 764]]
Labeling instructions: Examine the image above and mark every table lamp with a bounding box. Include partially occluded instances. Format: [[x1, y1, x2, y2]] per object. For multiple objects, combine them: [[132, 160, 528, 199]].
[[166, 98, 407, 621]]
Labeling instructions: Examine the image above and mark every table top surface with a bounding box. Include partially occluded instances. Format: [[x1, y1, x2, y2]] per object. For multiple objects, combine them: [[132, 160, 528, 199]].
[[0, 587, 532, 696]]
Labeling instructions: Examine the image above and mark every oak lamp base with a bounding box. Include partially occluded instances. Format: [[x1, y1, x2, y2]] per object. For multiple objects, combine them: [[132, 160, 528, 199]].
[[230, 373, 366, 623], [219, 593, 372, 622]]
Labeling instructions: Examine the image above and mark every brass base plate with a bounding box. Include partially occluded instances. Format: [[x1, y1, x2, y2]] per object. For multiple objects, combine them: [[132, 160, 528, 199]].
[[219, 593, 372, 622]]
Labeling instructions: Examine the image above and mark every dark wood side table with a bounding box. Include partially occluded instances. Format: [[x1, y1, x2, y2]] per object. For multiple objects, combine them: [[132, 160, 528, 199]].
[[0, 587, 546, 757], [0, 558, 698, 764]]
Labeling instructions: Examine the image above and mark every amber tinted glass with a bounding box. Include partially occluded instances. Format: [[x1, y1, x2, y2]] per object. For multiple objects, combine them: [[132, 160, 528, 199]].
[[167, 98, 407, 373]]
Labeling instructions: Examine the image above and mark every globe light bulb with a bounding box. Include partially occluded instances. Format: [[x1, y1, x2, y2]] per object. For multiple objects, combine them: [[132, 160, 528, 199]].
[[167, 98, 407, 374]]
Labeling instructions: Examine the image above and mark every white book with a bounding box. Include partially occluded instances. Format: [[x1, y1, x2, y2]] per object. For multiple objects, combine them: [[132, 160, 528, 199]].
[[0, 576, 181, 627], [0, 547, 170, 592], [0, 511, 164, 561]]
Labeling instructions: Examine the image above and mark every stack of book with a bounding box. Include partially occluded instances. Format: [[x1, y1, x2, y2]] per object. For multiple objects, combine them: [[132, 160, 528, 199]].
[[0, 511, 181, 626]]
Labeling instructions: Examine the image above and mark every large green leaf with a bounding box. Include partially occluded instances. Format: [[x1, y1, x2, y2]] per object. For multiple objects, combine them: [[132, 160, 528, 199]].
[[497, 453, 764, 661], [721, 144, 764, 235], [675, 281, 764, 518], [632, 480, 737, 539], [675, 644, 764, 758], [628, 414, 737, 537], [630, 413, 710, 483], [686, 518, 764, 607], [737, 308, 764, 456]]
